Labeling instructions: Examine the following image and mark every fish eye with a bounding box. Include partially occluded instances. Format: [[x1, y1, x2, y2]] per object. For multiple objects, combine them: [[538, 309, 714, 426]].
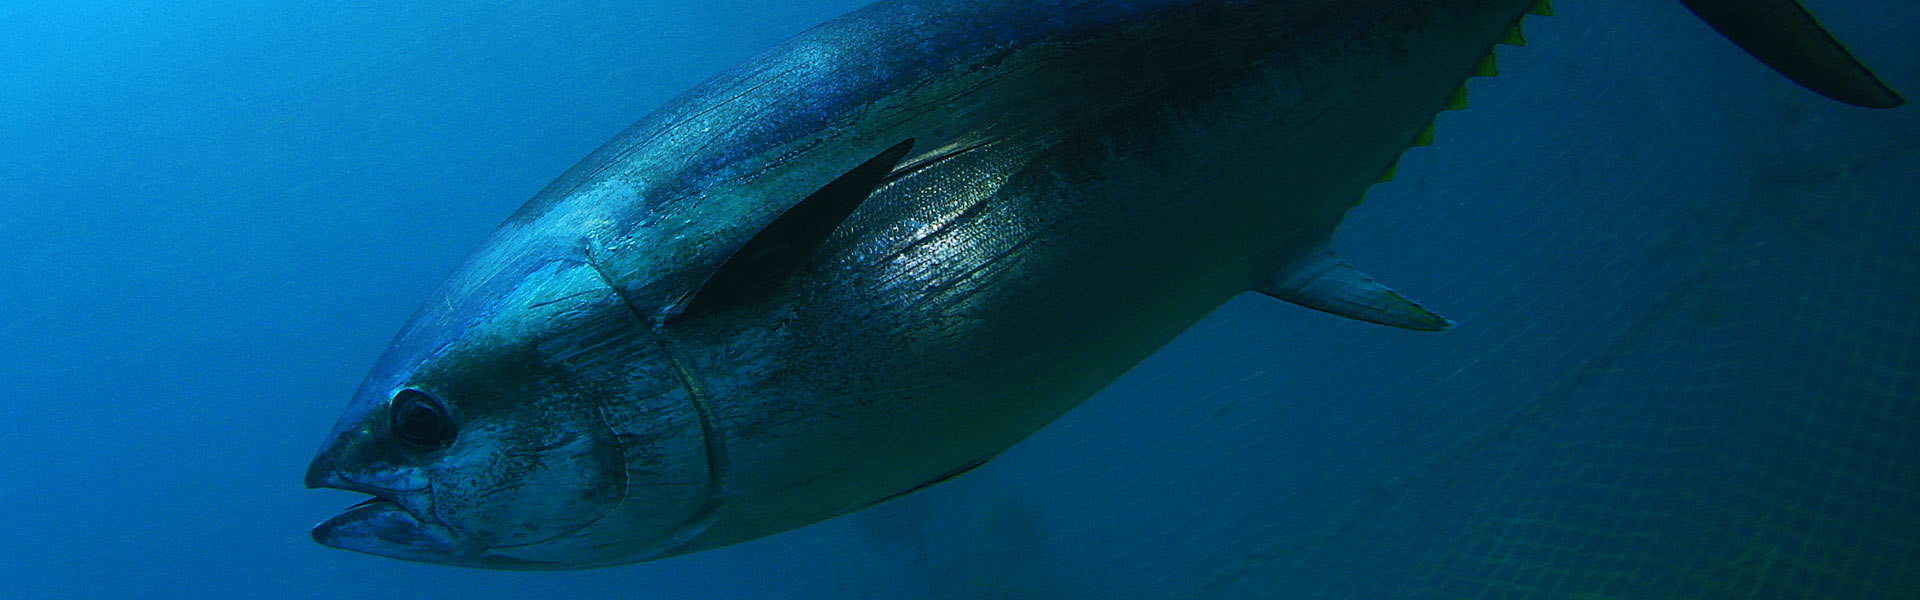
[[389, 389, 454, 449]]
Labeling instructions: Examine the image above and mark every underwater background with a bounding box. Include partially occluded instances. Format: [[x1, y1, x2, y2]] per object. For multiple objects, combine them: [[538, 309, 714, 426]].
[[2, 0, 1915, 598]]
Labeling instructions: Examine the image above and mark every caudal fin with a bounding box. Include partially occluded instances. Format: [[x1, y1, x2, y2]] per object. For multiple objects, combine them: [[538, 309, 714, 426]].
[[1677, 0, 1905, 108]]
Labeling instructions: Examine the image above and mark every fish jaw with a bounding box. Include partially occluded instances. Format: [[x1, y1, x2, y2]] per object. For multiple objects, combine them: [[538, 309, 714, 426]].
[[304, 438, 480, 566], [306, 459, 572, 570], [310, 496, 470, 564]]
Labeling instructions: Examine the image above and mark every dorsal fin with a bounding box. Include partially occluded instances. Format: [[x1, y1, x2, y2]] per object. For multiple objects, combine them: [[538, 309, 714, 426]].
[[1676, 0, 1904, 108], [1257, 249, 1453, 331], [676, 139, 916, 316]]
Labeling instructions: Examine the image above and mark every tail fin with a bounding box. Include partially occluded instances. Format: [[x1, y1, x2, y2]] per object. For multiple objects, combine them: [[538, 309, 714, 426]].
[[1677, 0, 1904, 108]]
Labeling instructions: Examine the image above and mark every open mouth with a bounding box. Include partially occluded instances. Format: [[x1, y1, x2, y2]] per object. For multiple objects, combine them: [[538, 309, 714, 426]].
[[309, 490, 475, 564], [312, 490, 567, 569], [307, 478, 414, 536], [305, 463, 427, 536], [312, 493, 412, 543], [313, 494, 412, 538]]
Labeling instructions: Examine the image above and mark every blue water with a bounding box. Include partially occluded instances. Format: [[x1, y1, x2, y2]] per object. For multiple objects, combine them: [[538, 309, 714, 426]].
[[3, 1, 1916, 598]]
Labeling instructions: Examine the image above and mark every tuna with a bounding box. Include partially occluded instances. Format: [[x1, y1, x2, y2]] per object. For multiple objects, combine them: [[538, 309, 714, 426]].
[[305, 0, 1903, 569]]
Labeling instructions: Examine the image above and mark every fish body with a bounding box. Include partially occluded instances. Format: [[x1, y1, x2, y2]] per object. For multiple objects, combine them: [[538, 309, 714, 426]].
[[306, 0, 1902, 569]]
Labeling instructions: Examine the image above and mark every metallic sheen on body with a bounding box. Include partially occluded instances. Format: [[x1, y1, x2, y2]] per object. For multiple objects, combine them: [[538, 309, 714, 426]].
[[305, 0, 1900, 569]]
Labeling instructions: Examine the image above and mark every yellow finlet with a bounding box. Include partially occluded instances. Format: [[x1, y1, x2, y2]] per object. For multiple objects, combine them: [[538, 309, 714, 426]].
[[1529, 0, 1553, 17], [1474, 52, 1499, 77], [1377, 160, 1399, 184], [1413, 121, 1436, 147], [1446, 86, 1469, 110], [1500, 22, 1527, 46]]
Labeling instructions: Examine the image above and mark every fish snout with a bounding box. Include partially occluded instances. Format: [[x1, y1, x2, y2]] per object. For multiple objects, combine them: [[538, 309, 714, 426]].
[[305, 431, 476, 564]]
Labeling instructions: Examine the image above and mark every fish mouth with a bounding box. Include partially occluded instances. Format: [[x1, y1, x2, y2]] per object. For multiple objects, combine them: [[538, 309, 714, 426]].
[[305, 456, 474, 564], [310, 489, 475, 563], [311, 494, 403, 544], [309, 480, 566, 569]]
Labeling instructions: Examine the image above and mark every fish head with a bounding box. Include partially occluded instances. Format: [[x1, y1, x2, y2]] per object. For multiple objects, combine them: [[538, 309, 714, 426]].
[[306, 234, 713, 569]]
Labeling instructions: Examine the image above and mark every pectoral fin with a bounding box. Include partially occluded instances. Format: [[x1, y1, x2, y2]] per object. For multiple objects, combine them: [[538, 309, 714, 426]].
[[858, 458, 990, 511], [1677, 0, 1904, 108], [678, 139, 916, 316], [1258, 250, 1453, 331]]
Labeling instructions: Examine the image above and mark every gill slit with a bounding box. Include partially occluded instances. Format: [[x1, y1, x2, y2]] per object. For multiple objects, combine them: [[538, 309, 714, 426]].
[[582, 249, 733, 532]]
